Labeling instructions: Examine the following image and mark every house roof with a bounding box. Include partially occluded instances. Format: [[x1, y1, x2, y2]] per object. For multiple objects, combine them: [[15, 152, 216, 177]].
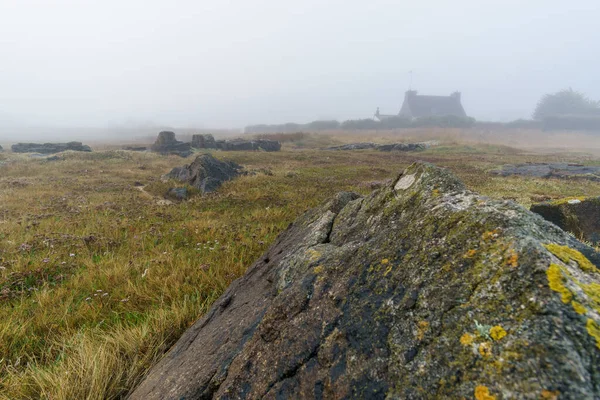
[[402, 93, 466, 118]]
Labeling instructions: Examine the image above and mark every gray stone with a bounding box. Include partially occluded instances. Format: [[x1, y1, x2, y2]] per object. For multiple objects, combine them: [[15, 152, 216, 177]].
[[215, 139, 281, 152], [151, 131, 192, 157], [491, 163, 600, 180], [531, 197, 600, 243], [163, 154, 242, 194], [167, 187, 188, 200], [191, 134, 217, 149], [11, 141, 92, 154], [131, 162, 600, 400]]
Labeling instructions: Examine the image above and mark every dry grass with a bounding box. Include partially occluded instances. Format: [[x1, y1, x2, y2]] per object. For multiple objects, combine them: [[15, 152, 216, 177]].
[[0, 135, 599, 399]]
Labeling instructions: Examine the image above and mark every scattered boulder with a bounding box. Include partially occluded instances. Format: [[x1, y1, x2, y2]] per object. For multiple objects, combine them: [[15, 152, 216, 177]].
[[122, 146, 147, 152], [491, 163, 600, 181], [131, 162, 600, 400], [531, 197, 600, 243], [167, 187, 188, 201], [151, 131, 192, 157], [163, 154, 242, 194], [0, 145, 3, 152], [191, 134, 217, 149], [11, 141, 92, 154], [215, 139, 281, 152]]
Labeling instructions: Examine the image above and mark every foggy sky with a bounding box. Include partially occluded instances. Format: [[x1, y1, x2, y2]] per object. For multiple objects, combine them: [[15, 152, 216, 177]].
[[1, 0, 599, 130]]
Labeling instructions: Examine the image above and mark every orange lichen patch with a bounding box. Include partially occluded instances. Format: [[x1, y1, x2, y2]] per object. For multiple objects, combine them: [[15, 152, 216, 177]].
[[547, 264, 572, 304], [586, 319, 600, 349], [478, 342, 492, 358], [541, 389, 560, 399], [474, 385, 496, 400], [463, 249, 477, 259], [417, 321, 429, 340], [571, 301, 587, 315], [481, 229, 500, 241], [490, 325, 507, 341], [544, 244, 599, 273], [505, 249, 518, 268], [460, 332, 475, 346]]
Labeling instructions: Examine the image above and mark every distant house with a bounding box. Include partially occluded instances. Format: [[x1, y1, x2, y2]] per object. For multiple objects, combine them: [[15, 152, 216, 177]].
[[375, 90, 467, 120]]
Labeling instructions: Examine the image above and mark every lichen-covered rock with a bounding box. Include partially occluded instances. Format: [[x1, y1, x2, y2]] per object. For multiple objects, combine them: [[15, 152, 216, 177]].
[[11, 141, 92, 154], [164, 154, 242, 194], [151, 131, 192, 157], [131, 162, 600, 400], [490, 163, 600, 180], [531, 197, 600, 244]]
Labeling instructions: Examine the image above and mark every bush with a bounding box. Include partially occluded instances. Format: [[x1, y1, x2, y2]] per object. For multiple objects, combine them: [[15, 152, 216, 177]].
[[533, 89, 599, 120]]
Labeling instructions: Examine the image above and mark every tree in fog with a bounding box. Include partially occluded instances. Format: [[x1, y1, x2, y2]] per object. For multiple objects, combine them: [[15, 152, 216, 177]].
[[533, 88, 599, 120]]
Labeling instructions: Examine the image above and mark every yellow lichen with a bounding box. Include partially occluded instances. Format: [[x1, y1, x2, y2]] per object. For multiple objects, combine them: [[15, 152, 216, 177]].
[[381, 258, 389, 264], [546, 264, 572, 304], [313, 265, 324, 274], [432, 189, 440, 197], [544, 243, 599, 273], [417, 321, 429, 340], [460, 333, 474, 346], [586, 319, 600, 349], [307, 248, 322, 262], [505, 249, 518, 268], [541, 389, 560, 399], [463, 249, 477, 259], [571, 301, 587, 315], [478, 342, 492, 358], [489, 325, 507, 341], [474, 385, 496, 400]]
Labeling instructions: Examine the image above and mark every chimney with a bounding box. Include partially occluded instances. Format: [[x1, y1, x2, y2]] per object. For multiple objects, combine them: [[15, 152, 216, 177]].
[[451, 91, 461, 101]]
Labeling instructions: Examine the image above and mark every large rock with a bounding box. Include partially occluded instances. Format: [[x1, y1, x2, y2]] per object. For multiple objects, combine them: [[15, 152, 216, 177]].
[[11, 141, 92, 154], [325, 142, 435, 152], [151, 131, 192, 157], [191, 134, 217, 149], [215, 139, 281, 152], [131, 162, 600, 400], [164, 154, 242, 193], [491, 163, 600, 181], [531, 197, 600, 244]]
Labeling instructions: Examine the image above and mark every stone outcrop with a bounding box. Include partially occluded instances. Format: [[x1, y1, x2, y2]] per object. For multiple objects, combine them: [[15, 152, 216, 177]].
[[131, 162, 600, 400], [163, 154, 242, 194], [11, 142, 92, 154], [531, 197, 600, 244], [151, 131, 192, 157], [215, 139, 281, 152], [491, 163, 600, 181], [325, 142, 435, 151], [0, 145, 3, 152], [191, 134, 217, 149]]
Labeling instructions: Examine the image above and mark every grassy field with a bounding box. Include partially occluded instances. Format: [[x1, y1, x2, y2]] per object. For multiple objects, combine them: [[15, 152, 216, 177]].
[[1, 132, 600, 399]]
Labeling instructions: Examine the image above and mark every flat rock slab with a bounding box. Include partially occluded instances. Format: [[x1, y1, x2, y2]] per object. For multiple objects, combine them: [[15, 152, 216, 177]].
[[325, 141, 436, 151], [131, 162, 600, 400], [491, 163, 600, 180], [11, 142, 92, 154], [531, 197, 600, 243]]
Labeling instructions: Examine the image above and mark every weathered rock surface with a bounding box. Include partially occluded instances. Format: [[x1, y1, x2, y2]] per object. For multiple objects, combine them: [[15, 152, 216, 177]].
[[215, 139, 281, 152], [325, 142, 434, 152], [531, 197, 600, 244], [132, 162, 600, 400], [11, 141, 92, 154], [164, 154, 242, 193], [151, 131, 192, 157], [0, 145, 3, 152], [192, 134, 217, 149], [491, 163, 600, 180], [122, 146, 147, 151]]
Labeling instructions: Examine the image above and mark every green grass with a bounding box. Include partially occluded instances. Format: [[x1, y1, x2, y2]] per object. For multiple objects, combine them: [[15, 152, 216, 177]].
[[0, 139, 599, 398]]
